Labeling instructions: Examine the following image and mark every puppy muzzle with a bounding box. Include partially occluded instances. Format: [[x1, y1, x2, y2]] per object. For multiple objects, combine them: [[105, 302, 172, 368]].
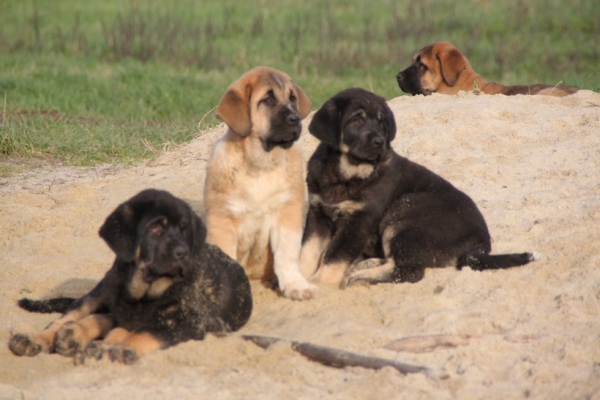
[[263, 107, 302, 151], [396, 72, 406, 88], [348, 131, 387, 163], [397, 65, 426, 95], [145, 237, 191, 280]]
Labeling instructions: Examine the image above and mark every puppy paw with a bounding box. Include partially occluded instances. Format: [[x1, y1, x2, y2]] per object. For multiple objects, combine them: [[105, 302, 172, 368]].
[[55, 321, 86, 357], [74, 342, 139, 365], [281, 280, 322, 301], [8, 333, 44, 357], [107, 345, 139, 365], [74, 341, 105, 365], [84, 341, 106, 360]]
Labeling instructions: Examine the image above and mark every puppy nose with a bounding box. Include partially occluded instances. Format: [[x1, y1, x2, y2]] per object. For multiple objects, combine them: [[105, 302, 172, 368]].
[[372, 136, 384, 148], [287, 113, 300, 125], [173, 245, 188, 260]]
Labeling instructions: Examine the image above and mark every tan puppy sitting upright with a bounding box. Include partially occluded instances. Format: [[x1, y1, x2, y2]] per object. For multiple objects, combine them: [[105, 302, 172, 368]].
[[204, 66, 320, 301], [397, 41, 578, 97]]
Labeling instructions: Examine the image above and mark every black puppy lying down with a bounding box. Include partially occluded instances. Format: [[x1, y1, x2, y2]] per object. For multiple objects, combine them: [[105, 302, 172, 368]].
[[300, 88, 537, 287], [9, 189, 252, 364]]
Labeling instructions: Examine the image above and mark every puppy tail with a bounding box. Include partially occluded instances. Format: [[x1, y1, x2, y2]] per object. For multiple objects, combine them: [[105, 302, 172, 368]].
[[17, 297, 77, 314], [457, 250, 540, 271]]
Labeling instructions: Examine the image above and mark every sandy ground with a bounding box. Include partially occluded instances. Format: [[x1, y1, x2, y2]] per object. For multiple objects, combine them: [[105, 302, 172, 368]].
[[1, 90, 599, 400]]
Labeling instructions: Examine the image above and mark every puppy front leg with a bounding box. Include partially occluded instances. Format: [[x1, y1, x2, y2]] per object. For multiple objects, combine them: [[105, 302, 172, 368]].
[[55, 313, 115, 357], [9, 287, 106, 357], [312, 212, 376, 287], [272, 226, 321, 301], [79, 328, 165, 365], [205, 214, 239, 260], [9, 312, 81, 357], [272, 200, 321, 301], [106, 330, 165, 365], [300, 206, 332, 279]]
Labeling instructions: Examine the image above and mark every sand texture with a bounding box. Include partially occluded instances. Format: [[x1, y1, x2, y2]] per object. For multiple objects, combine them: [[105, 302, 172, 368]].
[[1, 91, 599, 399]]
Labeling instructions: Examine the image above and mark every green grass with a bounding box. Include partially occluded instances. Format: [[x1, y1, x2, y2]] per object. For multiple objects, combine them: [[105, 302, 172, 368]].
[[1, 0, 598, 167]]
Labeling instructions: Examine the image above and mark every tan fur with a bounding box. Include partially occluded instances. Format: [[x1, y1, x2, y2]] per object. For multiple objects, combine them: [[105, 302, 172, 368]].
[[120, 331, 164, 356], [204, 66, 320, 301], [102, 328, 164, 358], [12, 295, 105, 355], [339, 153, 375, 180], [78, 327, 164, 364], [299, 234, 327, 279], [401, 41, 578, 97], [102, 327, 132, 345], [345, 258, 396, 288], [310, 260, 348, 287], [55, 314, 115, 356], [128, 258, 176, 300]]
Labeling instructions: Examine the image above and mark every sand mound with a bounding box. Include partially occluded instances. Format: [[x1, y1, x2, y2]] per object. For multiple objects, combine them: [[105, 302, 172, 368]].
[[1, 91, 599, 399]]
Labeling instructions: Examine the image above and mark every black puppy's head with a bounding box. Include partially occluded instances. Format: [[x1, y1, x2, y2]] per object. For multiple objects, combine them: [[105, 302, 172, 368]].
[[309, 88, 396, 165], [99, 189, 207, 298]]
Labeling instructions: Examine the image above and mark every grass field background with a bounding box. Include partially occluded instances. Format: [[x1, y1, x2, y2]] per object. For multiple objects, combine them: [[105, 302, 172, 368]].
[[1, 0, 598, 167]]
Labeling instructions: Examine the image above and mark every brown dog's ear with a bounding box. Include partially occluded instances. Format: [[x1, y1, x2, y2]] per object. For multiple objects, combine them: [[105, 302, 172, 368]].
[[216, 83, 252, 136], [437, 48, 466, 87], [308, 96, 347, 149], [293, 83, 312, 119]]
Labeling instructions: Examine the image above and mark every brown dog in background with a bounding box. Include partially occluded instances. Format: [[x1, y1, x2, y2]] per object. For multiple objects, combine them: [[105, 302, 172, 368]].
[[397, 41, 578, 97], [204, 66, 321, 301]]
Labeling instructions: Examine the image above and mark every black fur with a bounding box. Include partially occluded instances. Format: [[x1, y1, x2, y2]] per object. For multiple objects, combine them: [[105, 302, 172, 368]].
[[396, 62, 427, 95], [303, 88, 536, 286], [18, 297, 78, 314], [90, 189, 252, 337]]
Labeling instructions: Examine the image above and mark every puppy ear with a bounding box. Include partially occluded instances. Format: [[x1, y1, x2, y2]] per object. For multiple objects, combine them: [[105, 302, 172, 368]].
[[308, 97, 346, 149], [293, 83, 312, 119], [437, 48, 466, 87], [216, 83, 252, 136], [382, 101, 397, 143], [191, 214, 207, 253], [99, 202, 139, 262]]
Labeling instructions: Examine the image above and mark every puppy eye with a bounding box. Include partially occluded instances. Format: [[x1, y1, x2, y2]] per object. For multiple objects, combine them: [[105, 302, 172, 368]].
[[289, 93, 297, 102], [149, 222, 163, 235], [261, 91, 276, 107], [350, 115, 364, 125], [418, 61, 428, 71], [180, 221, 188, 232]]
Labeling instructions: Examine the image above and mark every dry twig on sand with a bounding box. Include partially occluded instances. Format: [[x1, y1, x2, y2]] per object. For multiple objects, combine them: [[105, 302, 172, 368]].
[[242, 335, 449, 380]]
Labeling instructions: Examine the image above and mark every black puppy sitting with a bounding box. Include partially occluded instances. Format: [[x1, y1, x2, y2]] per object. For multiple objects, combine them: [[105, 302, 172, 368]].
[[9, 189, 252, 364], [300, 88, 537, 288]]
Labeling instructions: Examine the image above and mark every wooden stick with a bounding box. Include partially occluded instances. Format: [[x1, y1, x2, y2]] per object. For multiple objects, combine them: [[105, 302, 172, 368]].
[[384, 334, 479, 353], [384, 333, 544, 353], [242, 335, 449, 380]]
